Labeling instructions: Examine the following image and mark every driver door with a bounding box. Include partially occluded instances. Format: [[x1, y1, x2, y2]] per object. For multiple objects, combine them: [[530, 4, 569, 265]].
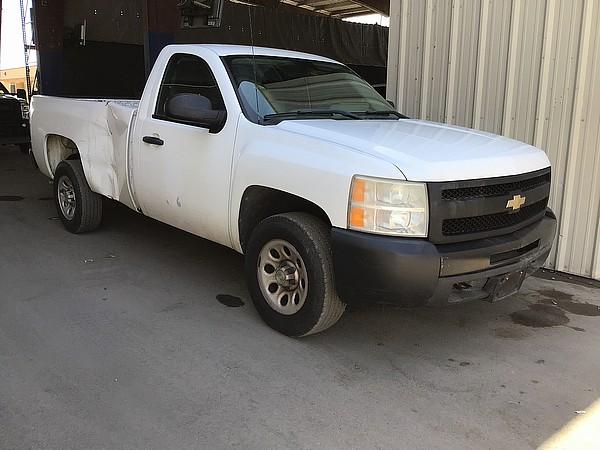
[[131, 52, 235, 247]]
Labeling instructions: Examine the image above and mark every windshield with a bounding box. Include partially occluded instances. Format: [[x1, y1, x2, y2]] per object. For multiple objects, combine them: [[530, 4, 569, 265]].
[[0, 82, 9, 95], [223, 55, 399, 123]]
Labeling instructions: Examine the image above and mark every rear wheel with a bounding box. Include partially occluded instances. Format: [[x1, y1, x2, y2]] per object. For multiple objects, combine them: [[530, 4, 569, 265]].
[[53, 160, 103, 233], [245, 212, 345, 337]]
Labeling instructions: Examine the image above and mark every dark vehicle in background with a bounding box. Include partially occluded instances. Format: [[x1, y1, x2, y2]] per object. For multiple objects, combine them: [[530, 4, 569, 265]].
[[0, 82, 31, 153]]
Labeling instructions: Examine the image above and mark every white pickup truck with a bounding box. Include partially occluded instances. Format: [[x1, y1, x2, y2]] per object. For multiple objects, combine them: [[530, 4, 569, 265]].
[[31, 44, 556, 336]]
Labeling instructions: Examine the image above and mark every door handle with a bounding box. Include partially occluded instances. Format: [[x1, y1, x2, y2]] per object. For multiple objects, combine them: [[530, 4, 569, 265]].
[[143, 136, 164, 146]]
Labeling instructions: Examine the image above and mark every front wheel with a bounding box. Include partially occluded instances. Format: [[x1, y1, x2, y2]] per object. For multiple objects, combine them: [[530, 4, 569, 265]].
[[245, 213, 345, 337]]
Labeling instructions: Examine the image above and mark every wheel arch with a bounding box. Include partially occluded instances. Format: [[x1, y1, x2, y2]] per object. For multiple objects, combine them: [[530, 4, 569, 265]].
[[45, 134, 81, 177], [238, 185, 332, 253]]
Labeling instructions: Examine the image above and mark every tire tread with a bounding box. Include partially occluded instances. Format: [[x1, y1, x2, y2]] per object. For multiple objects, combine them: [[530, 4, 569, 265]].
[[55, 160, 102, 233], [286, 213, 345, 336], [246, 212, 345, 336]]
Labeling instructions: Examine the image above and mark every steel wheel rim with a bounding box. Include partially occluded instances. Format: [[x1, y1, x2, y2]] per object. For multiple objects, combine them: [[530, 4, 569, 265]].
[[257, 239, 308, 315], [57, 175, 76, 220]]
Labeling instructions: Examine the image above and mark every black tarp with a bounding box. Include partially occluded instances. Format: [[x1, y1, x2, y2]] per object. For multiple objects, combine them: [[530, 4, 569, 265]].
[[34, 0, 388, 98], [173, 1, 388, 68]]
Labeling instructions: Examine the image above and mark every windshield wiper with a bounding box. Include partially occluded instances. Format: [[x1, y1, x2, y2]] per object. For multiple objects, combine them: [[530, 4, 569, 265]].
[[262, 109, 362, 123], [357, 110, 409, 119]]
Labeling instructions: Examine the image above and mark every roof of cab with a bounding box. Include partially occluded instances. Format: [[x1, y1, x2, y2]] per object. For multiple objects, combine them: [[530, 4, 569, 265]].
[[163, 44, 342, 65]]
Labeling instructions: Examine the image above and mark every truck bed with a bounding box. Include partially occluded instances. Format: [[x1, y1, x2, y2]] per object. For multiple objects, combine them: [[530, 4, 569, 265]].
[[30, 96, 141, 208]]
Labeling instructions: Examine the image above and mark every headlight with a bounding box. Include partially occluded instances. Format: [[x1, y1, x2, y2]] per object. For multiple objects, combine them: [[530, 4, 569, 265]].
[[348, 175, 428, 237]]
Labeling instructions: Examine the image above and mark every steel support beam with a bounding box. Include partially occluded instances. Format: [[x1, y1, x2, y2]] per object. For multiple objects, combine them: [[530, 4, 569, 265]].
[[350, 0, 388, 16], [0, 0, 3, 55], [248, 0, 388, 17]]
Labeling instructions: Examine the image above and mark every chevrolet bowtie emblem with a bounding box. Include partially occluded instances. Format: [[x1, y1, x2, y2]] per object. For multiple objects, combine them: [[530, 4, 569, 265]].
[[506, 194, 526, 211]]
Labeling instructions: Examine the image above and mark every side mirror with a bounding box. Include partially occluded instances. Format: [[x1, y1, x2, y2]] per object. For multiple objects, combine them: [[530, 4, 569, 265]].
[[16, 89, 27, 100], [387, 99, 396, 108], [166, 94, 226, 133]]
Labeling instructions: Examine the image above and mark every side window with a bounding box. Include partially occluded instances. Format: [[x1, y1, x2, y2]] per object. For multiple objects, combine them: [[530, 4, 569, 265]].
[[154, 53, 226, 121]]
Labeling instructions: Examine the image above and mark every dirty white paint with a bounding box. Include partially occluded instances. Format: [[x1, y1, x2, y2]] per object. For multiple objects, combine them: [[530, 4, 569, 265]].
[[29, 45, 404, 253], [387, 0, 600, 280]]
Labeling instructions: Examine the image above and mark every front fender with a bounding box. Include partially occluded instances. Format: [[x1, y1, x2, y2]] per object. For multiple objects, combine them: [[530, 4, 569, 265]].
[[229, 120, 403, 252]]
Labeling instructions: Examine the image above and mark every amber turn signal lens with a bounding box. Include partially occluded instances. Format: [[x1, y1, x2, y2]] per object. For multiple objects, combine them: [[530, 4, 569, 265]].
[[351, 179, 366, 202], [349, 207, 365, 228]]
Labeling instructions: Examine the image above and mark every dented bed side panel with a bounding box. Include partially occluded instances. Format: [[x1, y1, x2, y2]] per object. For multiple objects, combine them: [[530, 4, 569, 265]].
[[30, 95, 138, 208], [107, 102, 138, 209]]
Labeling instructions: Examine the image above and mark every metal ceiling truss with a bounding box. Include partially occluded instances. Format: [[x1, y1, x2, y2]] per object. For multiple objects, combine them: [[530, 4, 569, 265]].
[[250, 0, 389, 18]]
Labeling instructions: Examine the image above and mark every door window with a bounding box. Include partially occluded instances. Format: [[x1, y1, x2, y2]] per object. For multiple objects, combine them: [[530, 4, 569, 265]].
[[154, 53, 226, 122]]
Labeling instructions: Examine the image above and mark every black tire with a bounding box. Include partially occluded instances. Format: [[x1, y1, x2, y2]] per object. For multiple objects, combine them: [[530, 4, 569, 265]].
[[245, 212, 345, 337], [53, 160, 103, 233]]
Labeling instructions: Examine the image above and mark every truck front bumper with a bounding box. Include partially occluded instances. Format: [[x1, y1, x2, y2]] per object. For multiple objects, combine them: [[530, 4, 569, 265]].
[[331, 209, 557, 306]]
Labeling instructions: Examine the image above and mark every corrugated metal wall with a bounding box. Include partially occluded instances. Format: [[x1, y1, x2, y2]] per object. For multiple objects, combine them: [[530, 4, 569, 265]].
[[387, 0, 600, 280]]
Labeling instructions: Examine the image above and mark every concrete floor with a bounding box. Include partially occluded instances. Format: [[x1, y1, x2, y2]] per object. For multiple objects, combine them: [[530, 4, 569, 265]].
[[1, 145, 599, 449]]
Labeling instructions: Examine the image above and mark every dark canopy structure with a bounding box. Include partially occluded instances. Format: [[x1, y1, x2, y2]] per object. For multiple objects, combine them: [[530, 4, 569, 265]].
[[248, 0, 389, 18], [32, 0, 389, 98]]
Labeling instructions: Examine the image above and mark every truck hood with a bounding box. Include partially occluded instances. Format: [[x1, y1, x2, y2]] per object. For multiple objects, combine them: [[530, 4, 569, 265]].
[[276, 119, 550, 182]]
